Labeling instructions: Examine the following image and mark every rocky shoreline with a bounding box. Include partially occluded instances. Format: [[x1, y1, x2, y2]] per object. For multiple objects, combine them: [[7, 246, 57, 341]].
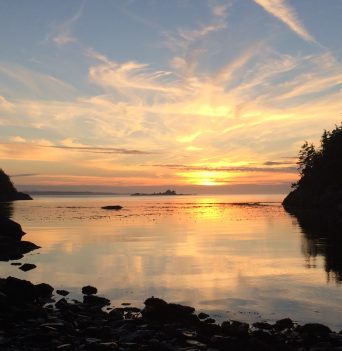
[[0, 276, 342, 351], [0, 216, 40, 262], [0, 169, 32, 202]]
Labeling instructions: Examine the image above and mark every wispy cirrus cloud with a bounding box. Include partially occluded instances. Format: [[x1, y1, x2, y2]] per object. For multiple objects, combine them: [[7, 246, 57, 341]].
[[149, 163, 297, 174], [2, 1, 342, 190], [10, 173, 39, 178], [253, 0, 315, 42], [0, 95, 14, 112], [50, 1, 84, 46], [88, 58, 181, 96], [263, 161, 295, 166], [0, 62, 77, 99], [41, 144, 153, 155]]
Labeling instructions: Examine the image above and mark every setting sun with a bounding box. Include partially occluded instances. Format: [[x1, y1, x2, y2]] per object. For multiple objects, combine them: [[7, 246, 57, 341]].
[[0, 0, 340, 195]]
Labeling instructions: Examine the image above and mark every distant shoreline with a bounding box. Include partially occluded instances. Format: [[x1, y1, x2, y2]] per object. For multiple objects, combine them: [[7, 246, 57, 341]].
[[26, 191, 129, 196]]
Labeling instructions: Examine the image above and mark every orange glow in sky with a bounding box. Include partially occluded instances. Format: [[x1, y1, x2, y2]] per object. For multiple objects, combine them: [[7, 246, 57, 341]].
[[0, 1, 341, 193]]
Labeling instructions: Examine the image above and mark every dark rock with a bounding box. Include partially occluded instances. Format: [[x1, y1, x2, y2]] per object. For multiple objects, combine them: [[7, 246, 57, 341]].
[[56, 344, 73, 350], [19, 241, 40, 254], [198, 312, 209, 320], [252, 321, 273, 330], [0, 285, 341, 351], [0, 291, 8, 306], [221, 320, 249, 337], [2, 276, 37, 303], [204, 317, 216, 324], [82, 285, 98, 295], [274, 317, 294, 331], [0, 192, 32, 201], [210, 334, 236, 349], [0, 217, 39, 262], [55, 298, 69, 309], [185, 339, 207, 349], [101, 205, 123, 210], [196, 321, 222, 337], [0, 240, 39, 262], [299, 323, 332, 336], [56, 289, 70, 296], [250, 329, 275, 343], [35, 283, 54, 298], [10, 262, 22, 266], [249, 334, 274, 350], [19, 263, 37, 271], [142, 297, 197, 324], [89, 342, 119, 350], [108, 308, 124, 321], [123, 306, 140, 313], [0, 215, 25, 240], [83, 294, 110, 307]]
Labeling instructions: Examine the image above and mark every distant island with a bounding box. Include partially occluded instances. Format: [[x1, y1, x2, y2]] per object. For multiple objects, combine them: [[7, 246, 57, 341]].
[[131, 189, 190, 196], [0, 169, 32, 202], [283, 123, 342, 215]]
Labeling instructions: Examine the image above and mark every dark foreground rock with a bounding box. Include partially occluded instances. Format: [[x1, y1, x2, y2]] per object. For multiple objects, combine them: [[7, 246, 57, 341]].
[[0, 216, 25, 241], [82, 285, 98, 295], [1, 277, 342, 350], [19, 263, 37, 272], [0, 216, 40, 261]]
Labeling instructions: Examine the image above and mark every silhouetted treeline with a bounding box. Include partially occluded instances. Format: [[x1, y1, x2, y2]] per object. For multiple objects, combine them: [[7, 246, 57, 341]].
[[283, 123, 342, 213]]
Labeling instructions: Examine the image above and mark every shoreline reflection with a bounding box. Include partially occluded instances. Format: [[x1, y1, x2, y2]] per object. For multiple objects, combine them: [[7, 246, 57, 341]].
[[291, 211, 342, 283]]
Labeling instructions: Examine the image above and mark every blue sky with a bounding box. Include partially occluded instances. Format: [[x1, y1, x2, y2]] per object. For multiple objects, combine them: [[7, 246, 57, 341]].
[[0, 0, 341, 192]]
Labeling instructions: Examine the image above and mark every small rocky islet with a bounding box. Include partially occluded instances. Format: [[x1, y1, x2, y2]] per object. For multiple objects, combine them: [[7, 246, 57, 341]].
[[1, 276, 342, 351]]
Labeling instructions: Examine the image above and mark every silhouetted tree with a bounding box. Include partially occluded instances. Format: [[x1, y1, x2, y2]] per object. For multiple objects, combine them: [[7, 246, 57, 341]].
[[292, 123, 342, 190]]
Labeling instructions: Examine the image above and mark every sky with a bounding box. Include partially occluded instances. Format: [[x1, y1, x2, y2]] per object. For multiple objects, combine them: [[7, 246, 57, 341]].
[[0, 0, 341, 194]]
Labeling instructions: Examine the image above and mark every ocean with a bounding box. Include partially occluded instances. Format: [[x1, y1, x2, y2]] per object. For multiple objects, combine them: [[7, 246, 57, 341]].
[[1, 194, 341, 330]]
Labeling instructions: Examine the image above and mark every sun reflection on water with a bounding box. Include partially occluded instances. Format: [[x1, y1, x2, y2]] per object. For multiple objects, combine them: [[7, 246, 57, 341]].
[[0, 195, 341, 330]]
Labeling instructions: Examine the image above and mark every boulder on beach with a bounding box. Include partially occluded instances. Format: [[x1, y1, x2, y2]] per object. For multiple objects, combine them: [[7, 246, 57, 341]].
[[83, 294, 110, 307], [0, 276, 53, 304], [142, 296, 198, 324], [0, 281, 339, 351], [82, 285, 98, 295]]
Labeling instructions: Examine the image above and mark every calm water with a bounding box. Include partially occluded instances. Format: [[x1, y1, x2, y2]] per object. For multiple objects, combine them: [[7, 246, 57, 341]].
[[1, 194, 341, 330]]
